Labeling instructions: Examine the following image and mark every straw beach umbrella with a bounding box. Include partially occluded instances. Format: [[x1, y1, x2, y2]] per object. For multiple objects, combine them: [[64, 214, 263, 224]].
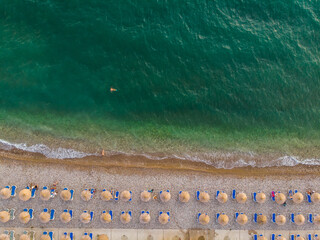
[[80, 212, 91, 223], [100, 212, 112, 223], [275, 215, 286, 225], [160, 191, 171, 202], [294, 214, 305, 225], [277, 237, 286, 240], [120, 212, 131, 224], [218, 214, 229, 226], [314, 215, 320, 225], [179, 191, 190, 203], [198, 213, 210, 225], [60, 234, 71, 240], [199, 192, 210, 203], [275, 193, 286, 205], [256, 192, 266, 203], [0, 188, 11, 200], [97, 235, 109, 240], [81, 190, 92, 201], [19, 189, 31, 201], [159, 212, 169, 224], [40, 189, 51, 201], [296, 237, 305, 240], [60, 212, 71, 223], [311, 193, 320, 203], [19, 211, 30, 224], [0, 211, 10, 223], [0, 234, 9, 240], [60, 189, 71, 201], [293, 192, 304, 204], [80, 235, 91, 240], [236, 214, 248, 225], [236, 192, 247, 204], [257, 214, 267, 225], [257, 237, 267, 240], [59, 235, 70, 240], [39, 212, 50, 223], [140, 191, 151, 202], [140, 212, 151, 224], [120, 191, 131, 202], [217, 192, 228, 203], [41, 236, 51, 240], [20, 234, 30, 240], [101, 190, 112, 201]]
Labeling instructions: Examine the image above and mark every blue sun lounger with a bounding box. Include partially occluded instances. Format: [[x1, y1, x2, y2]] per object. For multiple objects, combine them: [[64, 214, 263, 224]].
[[271, 213, 276, 223], [43, 208, 55, 220], [252, 192, 257, 202], [114, 191, 119, 201], [254, 235, 263, 240], [83, 233, 93, 240], [5, 186, 16, 197], [290, 235, 294, 240], [3, 230, 14, 240], [308, 214, 313, 223], [232, 190, 236, 199], [308, 234, 312, 240], [196, 191, 200, 200], [8, 208, 15, 220], [23, 208, 33, 219], [235, 212, 239, 219], [253, 213, 258, 223], [291, 213, 295, 223], [307, 193, 312, 203]]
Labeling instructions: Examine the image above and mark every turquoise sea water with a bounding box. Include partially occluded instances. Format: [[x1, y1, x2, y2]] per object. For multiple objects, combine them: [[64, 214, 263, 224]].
[[1, 0, 320, 167]]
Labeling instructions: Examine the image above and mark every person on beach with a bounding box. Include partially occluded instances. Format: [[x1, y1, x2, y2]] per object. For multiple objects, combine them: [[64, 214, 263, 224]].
[[102, 149, 105, 156]]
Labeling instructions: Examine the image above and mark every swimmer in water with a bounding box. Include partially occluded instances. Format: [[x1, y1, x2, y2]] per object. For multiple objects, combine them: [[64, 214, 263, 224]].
[[110, 88, 117, 92]]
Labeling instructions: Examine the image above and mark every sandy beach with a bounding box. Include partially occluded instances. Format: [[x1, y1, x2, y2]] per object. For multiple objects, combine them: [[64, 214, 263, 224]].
[[1, 148, 320, 232]]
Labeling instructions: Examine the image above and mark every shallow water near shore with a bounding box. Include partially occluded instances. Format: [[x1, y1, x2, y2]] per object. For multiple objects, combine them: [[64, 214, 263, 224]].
[[1, 1, 320, 168]]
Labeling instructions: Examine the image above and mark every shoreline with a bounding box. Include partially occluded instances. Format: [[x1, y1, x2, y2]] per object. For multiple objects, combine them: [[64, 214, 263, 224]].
[[0, 148, 319, 178]]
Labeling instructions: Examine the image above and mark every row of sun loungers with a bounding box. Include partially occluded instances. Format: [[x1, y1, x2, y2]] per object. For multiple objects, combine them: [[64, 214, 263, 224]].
[[1, 231, 320, 240], [1, 208, 320, 226], [2, 186, 319, 204]]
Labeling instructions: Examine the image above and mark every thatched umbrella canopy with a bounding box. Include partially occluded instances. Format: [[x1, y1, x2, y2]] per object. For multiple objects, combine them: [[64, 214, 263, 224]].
[[218, 214, 229, 226], [39, 212, 50, 223], [19, 189, 31, 202], [100, 212, 112, 223], [19, 211, 31, 224], [236, 214, 248, 225], [60, 212, 71, 223], [236, 193, 247, 204], [275, 215, 286, 225], [159, 212, 170, 224], [60, 190, 71, 201], [0, 211, 10, 223], [256, 192, 266, 203], [0, 188, 11, 200], [179, 191, 190, 203], [217, 192, 228, 203], [80, 212, 91, 223]]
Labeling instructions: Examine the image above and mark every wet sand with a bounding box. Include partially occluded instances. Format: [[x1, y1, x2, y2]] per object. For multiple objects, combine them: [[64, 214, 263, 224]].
[[0, 148, 319, 178]]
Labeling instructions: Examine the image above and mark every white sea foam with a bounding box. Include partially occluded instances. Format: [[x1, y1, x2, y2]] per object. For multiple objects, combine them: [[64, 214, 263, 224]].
[[0, 139, 97, 159], [1, 138, 320, 168]]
